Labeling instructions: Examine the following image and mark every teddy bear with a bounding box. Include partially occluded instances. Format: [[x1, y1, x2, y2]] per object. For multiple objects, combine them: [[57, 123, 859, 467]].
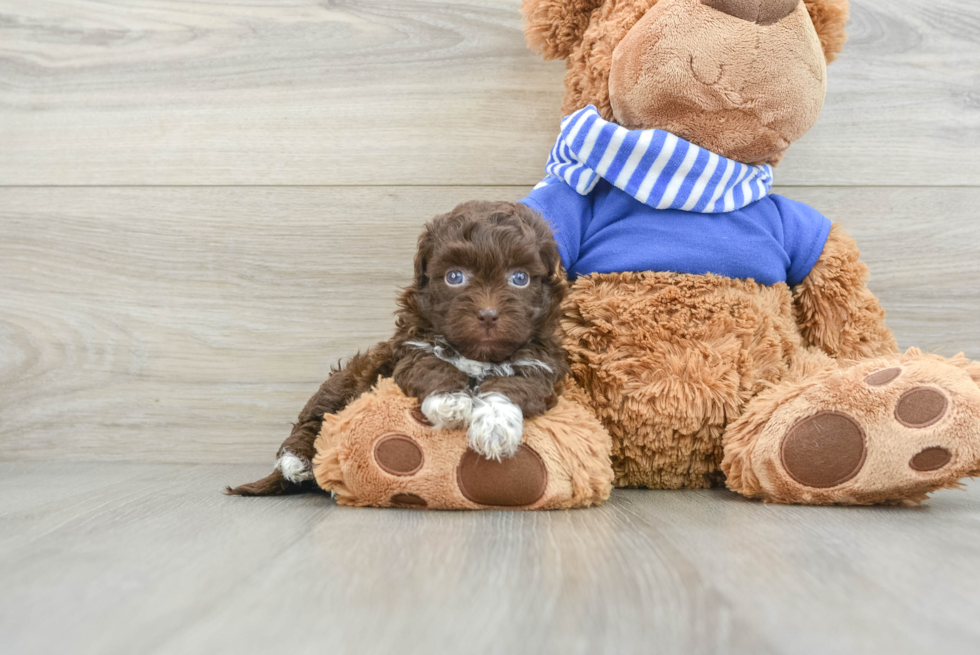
[[517, 0, 980, 504], [306, 0, 980, 509]]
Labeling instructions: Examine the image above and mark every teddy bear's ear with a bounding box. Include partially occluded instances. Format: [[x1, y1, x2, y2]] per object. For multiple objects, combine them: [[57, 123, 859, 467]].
[[521, 0, 603, 60], [803, 0, 850, 63]]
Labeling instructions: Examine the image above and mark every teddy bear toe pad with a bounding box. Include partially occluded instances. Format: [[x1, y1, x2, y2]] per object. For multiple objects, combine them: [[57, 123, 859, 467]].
[[864, 367, 902, 387], [373, 435, 424, 476], [780, 411, 866, 489], [390, 493, 428, 508], [456, 446, 547, 507], [312, 379, 613, 510], [894, 387, 948, 428], [730, 355, 980, 504], [909, 447, 952, 472]]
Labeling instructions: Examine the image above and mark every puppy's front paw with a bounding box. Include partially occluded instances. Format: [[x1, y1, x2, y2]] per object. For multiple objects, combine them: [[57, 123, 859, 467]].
[[467, 392, 524, 460], [421, 391, 474, 429]]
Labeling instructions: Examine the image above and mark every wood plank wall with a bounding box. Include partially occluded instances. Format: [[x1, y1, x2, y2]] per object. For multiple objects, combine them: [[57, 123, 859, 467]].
[[1, 0, 978, 463]]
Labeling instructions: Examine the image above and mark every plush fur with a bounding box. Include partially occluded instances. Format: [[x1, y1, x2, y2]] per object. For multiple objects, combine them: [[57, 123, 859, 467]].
[[561, 270, 801, 489], [522, 0, 604, 60], [227, 201, 569, 496], [723, 350, 980, 505], [524, 0, 849, 164], [803, 0, 849, 63], [793, 223, 898, 360], [312, 379, 613, 509], [608, 0, 827, 164], [561, 238, 980, 503], [525, 0, 980, 504]]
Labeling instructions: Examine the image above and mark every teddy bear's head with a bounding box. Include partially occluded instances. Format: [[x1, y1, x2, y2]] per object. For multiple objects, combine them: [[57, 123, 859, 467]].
[[522, 0, 849, 165]]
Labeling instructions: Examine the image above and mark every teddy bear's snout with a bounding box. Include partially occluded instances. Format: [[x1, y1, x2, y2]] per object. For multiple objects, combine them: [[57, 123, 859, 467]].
[[701, 0, 799, 25]]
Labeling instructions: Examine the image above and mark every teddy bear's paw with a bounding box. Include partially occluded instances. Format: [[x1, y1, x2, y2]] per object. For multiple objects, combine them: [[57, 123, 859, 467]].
[[738, 356, 980, 505], [313, 378, 614, 509], [421, 391, 473, 429], [357, 400, 545, 508], [466, 392, 524, 461]]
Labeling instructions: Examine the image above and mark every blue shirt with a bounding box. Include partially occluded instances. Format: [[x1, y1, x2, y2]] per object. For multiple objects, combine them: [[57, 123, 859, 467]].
[[520, 178, 831, 287]]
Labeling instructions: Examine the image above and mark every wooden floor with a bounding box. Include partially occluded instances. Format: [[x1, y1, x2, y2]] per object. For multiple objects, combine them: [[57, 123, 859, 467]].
[[3, 1, 980, 653], [2, 462, 979, 655]]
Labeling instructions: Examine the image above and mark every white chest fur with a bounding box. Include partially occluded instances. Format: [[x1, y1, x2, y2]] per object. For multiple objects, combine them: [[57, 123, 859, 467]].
[[404, 339, 552, 381]]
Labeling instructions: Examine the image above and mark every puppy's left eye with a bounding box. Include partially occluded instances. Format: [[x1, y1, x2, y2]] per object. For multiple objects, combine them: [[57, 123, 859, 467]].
[[509, 271, 530, 288], [445, 270, 466, 286]]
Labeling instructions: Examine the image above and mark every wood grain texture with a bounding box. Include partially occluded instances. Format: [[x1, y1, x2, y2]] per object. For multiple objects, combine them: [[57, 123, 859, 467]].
[[0, 185, 977, 464], [2, 462, 979, 655], [1, 0, 979, 186]]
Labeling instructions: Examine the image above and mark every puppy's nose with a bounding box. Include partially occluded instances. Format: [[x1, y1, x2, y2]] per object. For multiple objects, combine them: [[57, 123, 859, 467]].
[[701, 0, 799, 25], [478, 308, 499, 329]]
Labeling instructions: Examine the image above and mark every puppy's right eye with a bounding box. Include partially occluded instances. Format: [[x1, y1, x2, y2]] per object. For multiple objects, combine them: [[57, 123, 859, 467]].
[[445, 270, 466, 286]]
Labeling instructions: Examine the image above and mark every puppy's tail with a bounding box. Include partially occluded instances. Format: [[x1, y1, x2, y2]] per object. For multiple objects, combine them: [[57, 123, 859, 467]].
[[225, 469, 309, 497]]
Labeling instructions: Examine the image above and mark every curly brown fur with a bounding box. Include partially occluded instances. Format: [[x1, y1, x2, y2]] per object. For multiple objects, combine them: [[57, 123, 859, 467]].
[[395, 201, 568, 417], [227, 201, 568, 496], [793, 223, 898, 361]]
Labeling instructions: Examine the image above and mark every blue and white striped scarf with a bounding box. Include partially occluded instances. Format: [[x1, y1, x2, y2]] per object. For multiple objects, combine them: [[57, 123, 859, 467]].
[[538, 105, 774, 214]]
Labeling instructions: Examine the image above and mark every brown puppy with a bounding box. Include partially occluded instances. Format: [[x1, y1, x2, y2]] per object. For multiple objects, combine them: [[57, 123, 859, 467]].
[[227, 200, 568, 496]]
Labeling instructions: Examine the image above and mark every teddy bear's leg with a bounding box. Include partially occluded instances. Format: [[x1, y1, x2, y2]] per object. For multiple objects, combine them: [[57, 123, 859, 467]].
[[561, 272, 808, 489], [723, 349, 980, 504], [312, 379, 612, 509]]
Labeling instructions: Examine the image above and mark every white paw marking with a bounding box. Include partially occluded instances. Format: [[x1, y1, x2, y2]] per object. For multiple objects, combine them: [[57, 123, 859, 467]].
[[467, 392, 524, 461], [421, 391, 474, 429], [276, 451, 313, 483]]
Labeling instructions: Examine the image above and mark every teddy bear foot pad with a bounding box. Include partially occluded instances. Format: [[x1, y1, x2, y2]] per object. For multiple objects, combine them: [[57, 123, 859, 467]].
[[373, 434, 548, 508], [727, 354, 980, 504]]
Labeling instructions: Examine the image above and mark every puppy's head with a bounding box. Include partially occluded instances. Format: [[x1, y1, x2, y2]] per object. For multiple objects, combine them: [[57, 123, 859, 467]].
[[400, 201, 564, 363]]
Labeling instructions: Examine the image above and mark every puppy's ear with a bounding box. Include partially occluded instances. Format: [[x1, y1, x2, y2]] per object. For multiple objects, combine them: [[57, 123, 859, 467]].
[[514, 202, 561, 279], [539, 229, 562, 282], [514, 203, 567, 331], [542, 253, 567, 329], [413, 224, 436, 289], [395, 221, 438, 340]]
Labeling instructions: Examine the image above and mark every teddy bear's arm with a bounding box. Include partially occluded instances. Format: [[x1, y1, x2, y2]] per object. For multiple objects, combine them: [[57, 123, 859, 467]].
[[792, 223, 898, 360]]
